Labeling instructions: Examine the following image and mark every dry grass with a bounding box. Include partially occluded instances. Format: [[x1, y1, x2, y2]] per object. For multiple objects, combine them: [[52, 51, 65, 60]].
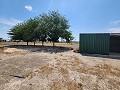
[[0, 42, 79, 49], [39, 64, 54, 75], [0, 42, 120, 90], [65, 81, 83, 90], [48, 80, 83, 90], [58, 67, 69, 77], [75, 64, 120, 77], [71, 56, 81, 66]]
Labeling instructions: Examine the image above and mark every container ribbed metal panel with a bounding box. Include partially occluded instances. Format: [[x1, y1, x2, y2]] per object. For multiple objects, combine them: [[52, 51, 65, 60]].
[[79, 33, 110, 55]]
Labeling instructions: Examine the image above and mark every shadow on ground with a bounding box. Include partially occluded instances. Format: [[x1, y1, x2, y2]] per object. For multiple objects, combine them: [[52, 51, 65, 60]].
[[81, 53, 120, 60], [5, 45, 73, 53]]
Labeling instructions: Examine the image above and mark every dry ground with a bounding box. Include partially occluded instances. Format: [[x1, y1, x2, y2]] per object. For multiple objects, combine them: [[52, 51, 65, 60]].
[[0, 42, 120, 90]]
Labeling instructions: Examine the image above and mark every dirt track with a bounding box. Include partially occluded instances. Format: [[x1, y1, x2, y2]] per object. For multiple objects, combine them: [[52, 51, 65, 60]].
[[0, 45, 120, 90]]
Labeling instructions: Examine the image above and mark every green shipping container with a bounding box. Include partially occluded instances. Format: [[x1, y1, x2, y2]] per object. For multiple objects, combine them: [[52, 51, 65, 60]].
[[79, 33, 110, 55]]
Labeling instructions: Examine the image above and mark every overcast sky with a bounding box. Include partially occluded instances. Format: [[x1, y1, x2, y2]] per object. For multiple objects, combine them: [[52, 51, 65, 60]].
[[0, 0, 120, 40]]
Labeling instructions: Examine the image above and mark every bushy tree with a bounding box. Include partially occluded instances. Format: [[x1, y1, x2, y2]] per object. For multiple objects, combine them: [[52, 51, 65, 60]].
[[8, 18, 39, 45], [47, 11, 69, 46], [23, 17, 39, 45], [0, 38, 3, 42], [8, 10, 74, 46], [36, 14, 48, 46], [62, 30, 74, 43], [8, 22, 25, 42]]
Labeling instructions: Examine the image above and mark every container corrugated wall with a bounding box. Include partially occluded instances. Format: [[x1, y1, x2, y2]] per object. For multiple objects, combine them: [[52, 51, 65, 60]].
[[79, 33, 110, 55]]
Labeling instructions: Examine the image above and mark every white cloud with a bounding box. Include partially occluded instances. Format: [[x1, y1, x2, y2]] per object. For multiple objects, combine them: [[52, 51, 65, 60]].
[[0, 18, 23, 26], [107, 20, 120, 33], [25, 5, 32, 11], [108, 27, 120, 33]]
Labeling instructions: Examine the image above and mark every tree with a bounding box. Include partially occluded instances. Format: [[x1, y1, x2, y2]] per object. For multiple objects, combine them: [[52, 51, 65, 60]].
[[8, 10, 74, 46], [47, 11, 69, 46], [36, 14, 48, 46], [8, 17, 39, 45], [62, 30, 74, 43], [0, 38, 3, 42], [8, 22, 25, 42], [23, 17, 39, 45]]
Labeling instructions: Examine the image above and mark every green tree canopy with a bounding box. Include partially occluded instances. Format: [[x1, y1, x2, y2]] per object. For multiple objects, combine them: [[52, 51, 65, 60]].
[[8, 22, 25, 41], [8, 11, 74, 46], [0, 37, 3, 42], [47, 11, 70, 46], [36, 13, 49, 46]]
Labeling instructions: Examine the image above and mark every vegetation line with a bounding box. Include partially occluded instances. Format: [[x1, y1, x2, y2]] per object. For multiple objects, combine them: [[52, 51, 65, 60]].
[[7, 11, 74, 46]]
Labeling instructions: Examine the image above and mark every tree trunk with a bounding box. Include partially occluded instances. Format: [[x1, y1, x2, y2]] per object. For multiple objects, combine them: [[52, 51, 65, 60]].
[[34, 41, 35, 46], [53, 42, 55, 47], [42, 41, 44, 46], [27, 42, 28, 45]]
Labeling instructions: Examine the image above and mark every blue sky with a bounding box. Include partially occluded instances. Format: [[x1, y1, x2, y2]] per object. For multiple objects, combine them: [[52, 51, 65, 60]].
[[0, 0, 120, 41]]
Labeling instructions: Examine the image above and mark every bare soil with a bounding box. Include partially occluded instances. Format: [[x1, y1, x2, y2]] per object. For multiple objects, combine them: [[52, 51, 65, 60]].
[[0, 43, 120, 90]]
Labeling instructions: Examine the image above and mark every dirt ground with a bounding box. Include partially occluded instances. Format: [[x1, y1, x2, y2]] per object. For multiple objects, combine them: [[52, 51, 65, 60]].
[[0, 43, 120, 90]]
